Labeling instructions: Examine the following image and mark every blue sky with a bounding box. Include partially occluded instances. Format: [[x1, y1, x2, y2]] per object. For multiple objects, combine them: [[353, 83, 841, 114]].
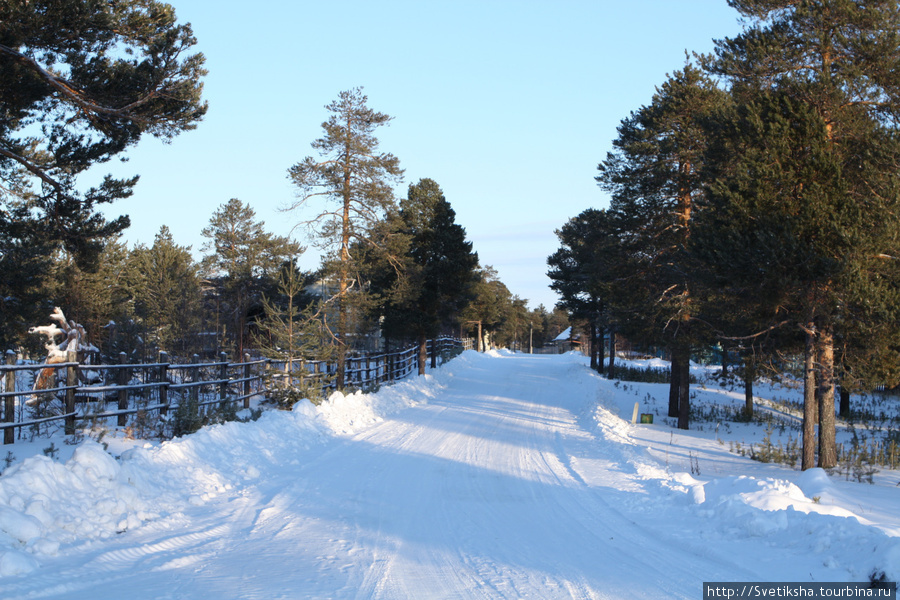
[[96, 1, 745, 310]]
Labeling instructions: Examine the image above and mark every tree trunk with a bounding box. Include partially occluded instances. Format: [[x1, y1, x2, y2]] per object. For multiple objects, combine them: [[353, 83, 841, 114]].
[[418, 333, 427, 376], [817, 326, 837, 468], [607, 331, 616, 378], [335, 344, 346, 390], [668, 349, 680, 418], [743, 368, 753, 418], [802, 323, 817, 470], [839, 386, 850, 419], [336, 135, 352, 391], [677, 349, 691, 430], [597, 327, 605, 375]]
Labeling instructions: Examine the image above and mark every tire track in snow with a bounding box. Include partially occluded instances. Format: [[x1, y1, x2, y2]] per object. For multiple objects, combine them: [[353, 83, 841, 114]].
[[1, 352, 759, 599]]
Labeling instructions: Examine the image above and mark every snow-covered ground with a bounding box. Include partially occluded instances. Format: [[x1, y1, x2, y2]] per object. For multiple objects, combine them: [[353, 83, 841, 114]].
[[0, 350, 897, 598]]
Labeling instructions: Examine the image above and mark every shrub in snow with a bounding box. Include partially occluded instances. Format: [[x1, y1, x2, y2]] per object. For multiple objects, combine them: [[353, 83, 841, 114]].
[[172, 394, 202, 438]]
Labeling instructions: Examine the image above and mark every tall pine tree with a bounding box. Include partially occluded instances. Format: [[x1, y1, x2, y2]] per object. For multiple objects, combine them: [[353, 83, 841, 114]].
[[0, 0, 206, 346], [287, 88, 403, 388], [201, 199, 302, 357], [547, 208, 618, 372], [699, 0, 900, 468], [597, 65, 727, 429], [125, 227, 203, 356], [377, 179, 478, 374]]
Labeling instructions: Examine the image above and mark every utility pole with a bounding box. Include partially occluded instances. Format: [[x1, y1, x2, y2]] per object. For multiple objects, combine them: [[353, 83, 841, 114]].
[[466, 321, 483, 352]]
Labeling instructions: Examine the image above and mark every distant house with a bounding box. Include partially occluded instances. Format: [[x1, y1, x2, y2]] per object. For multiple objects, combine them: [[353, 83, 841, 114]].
[[554, 327, 572, 343], [545, 326, 580, 353]]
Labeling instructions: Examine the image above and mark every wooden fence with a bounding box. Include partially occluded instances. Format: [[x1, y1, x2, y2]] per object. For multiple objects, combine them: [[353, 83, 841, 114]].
[[0, 337, 472, 445]]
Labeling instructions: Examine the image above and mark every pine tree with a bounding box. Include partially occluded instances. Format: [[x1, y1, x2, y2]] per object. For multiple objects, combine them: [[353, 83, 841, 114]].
[[547, 208, 618, 372], [254, 259, 332, 406], [383, 179, 478, 373], [492, 295, 533, 351], [0, 0, 206, 266], [287, 88, 403, 388], [50, 239, 131, 357], [0, 211, 55, 350], [699, 0, 900, 468], [125, 227, 203, 356], [0, 0, 206, 349], [460, 266, 513, 352], [201, 199, 302, 357], [597, 65, 727, 429]]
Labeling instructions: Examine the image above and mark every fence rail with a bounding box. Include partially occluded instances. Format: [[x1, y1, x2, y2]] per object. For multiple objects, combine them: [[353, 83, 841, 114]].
[[0, 337, 470, 445]]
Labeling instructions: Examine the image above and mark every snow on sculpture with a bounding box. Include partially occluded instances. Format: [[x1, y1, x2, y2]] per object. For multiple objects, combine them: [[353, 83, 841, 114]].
[[27, 307, 97, 405]]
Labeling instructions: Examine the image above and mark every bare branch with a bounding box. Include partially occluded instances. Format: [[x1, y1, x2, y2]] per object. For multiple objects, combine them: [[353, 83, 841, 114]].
[[0, 145, 62, 191], [0, 43, 150, 126]]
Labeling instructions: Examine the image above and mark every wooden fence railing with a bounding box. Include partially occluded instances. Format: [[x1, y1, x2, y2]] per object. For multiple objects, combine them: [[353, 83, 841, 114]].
[[0, 337, 471, 445]]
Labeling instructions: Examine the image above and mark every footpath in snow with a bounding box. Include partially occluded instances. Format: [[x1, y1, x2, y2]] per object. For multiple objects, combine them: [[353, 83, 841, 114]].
[[0, 350, 898, 599]]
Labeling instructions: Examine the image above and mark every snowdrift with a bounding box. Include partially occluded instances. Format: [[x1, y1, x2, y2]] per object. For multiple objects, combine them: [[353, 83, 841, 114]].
[[0, 350, 896, 587]]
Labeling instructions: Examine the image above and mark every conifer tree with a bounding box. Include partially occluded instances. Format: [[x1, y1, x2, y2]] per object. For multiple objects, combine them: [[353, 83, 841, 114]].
[[0, 214, 55, 349], [699, 0, 900, 468], [460, 266, 513, 352], [597, 65, 726, 429], [387, 179, 478, 373], [0, 0, 206, 348], [547, 208, 618, 371], [254, 258, 332, 406], [201, 199, 302, 357], [51, 239, 131, 355], [287, 88, 403, 388], [0, 0, 206, 266], [125, 227, 203, 356], [493, 295, 534, 351]]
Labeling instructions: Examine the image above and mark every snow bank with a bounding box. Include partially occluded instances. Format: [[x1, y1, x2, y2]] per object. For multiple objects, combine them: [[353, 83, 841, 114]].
[[0, 442, 141, 575], [579, 350, 900, 583], [317, 370, 444, 435], [3, 350, 898, 585], [690, 474, 900, 580], [0, 364, 451, 577]]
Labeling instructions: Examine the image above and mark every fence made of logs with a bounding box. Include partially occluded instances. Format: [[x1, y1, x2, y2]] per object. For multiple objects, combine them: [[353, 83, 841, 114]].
[[0, 337, 472, 445]]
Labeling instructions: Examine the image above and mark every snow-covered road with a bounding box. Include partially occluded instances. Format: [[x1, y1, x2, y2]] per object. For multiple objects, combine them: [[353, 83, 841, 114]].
[[2, 351, 898, 599]]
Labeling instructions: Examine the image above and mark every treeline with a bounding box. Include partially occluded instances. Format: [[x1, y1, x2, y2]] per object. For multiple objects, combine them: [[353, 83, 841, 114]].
[[549, 1, 900, 471], [0, 3, 565, 383], [0, 187, 567, 368]]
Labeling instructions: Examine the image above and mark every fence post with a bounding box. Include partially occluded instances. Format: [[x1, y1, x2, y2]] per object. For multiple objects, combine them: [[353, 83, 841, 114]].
[[65, 351, 77, 435], [117, 351, 129, 427], [365, 355, 371, 389], [299, 359, 306, 389], [4, 350, 15, 445], [219, 352, 228, 406], [312, 361, 321, 396], [158, 351, 169, 416], [191, 354, 200, 415], [243, 353, 251, 410]]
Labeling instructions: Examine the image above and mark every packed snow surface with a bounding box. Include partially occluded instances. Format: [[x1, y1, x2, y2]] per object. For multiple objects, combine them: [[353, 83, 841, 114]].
[[0, 351, 898, 598]]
